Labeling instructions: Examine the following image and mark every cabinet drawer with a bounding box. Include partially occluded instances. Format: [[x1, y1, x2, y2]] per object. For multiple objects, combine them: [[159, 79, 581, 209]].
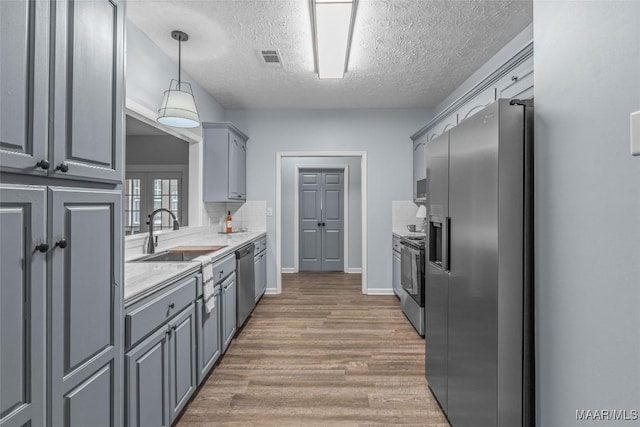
[[254, 237, 266, 254], [126, 275, 197, 349], [392, 235, 401, 253], [213, 253, 236, 283]]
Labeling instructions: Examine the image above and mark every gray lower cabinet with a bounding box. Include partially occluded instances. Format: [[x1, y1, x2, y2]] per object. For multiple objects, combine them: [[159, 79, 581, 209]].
[[0, 185, 47, 427], [393, 249, 402, 297], [49, 187, 123, 427], [125, 276, 198, 427], [202, 123, 248, 202], [195, 290, 222, 385], [126, 327, 170, 427], [221, 273, 237, 352], [167, 305, 197, 421], [1, 0, 125, 184]]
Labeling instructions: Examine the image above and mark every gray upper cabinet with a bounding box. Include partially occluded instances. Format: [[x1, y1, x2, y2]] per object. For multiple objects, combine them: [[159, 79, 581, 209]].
[[0, 1, 50, 175], [494, 56, 534, 100], [1, 0, 125, 183], [49, 187, 123, 427], [457, 86, 496, 124], [0, 185, 47, 427], [412, 137, 426, 201], [51, 0, 125, 183], [203, 123, 249, 202]]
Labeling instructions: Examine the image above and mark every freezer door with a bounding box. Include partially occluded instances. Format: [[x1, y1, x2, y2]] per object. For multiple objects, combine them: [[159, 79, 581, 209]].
[[447, 101, 500, 427], [424, 131, 449, 412]]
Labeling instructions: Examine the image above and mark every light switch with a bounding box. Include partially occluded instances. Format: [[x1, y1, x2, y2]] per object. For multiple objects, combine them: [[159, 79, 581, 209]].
[[266, 207, 273, 217], [631, 111, 640, 156]]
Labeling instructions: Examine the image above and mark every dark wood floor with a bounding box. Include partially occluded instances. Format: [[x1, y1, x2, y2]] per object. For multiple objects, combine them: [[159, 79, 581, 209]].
[[177, 272, 449, 426]]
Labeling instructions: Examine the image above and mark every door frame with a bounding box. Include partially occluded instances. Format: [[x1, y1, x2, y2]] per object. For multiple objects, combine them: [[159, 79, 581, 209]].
[[294, 166, 349, 273], [276, 151, 368, 294]]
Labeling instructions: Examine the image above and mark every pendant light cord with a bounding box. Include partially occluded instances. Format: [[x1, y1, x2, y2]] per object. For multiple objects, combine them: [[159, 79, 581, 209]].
[[178, 37, 182, 90]]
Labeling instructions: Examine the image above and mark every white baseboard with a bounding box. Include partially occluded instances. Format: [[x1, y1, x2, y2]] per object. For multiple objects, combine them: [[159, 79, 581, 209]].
[[347, 268, 362, 274], [281, 268, 295, 274], [366, 288, 395, 296], [265, 289, 279, 295]]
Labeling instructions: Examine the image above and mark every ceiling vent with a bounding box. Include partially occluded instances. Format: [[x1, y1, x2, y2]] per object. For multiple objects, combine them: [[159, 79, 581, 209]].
[[257, 50, 283, 68]]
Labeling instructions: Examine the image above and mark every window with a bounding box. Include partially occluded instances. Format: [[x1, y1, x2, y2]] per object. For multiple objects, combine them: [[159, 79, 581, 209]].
[[124, 172, 187, 235]]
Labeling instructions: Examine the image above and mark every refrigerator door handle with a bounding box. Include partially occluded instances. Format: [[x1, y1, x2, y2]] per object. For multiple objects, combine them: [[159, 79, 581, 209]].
[[444, 217, 451, 272]]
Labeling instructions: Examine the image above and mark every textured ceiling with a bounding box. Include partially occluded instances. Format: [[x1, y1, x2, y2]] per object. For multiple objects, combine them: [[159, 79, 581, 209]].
[[127, 0, 532, 109]]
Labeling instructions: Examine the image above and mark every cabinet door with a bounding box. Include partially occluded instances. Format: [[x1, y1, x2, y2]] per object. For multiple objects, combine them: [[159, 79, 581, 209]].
[[254, 256, 261, 301], [428, 113, 458, 142], [126, 327, 170, 427], [168, 304, 197, 422], [196, 294, 221, 385], [260, 252, 267, 296], [457, 86, 496, 124], [239, 140, 247, 199], [392, 251, 401, 296], [0, 185, 46, 427], [495, 56, 534, 100], [222, 273, 237, 352], [51, 0, 124, 183], [0, 1, 49, 175], [49, 187, 123, 427], [227, 135, 240, 199]]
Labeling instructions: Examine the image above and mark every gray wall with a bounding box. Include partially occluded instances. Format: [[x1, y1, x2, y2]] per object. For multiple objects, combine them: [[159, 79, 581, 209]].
[[281, 156, 362, 270], [534, 3, 640, 426], [225, 108, 433, 292], [126, 135, 189, 165]]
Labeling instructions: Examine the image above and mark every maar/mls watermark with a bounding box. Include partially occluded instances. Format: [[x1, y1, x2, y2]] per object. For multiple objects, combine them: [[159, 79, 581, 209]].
[[576, 409, 639, 421]]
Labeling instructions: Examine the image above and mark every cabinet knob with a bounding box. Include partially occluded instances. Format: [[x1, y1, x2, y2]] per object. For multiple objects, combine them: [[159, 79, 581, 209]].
[[35, 243, 50, 253], [168, 303, 175, 310], [36, 160, 50, 170], [55, 162, 69, 173], [511, 75, 519, 81], [54, 239, 68, 249]]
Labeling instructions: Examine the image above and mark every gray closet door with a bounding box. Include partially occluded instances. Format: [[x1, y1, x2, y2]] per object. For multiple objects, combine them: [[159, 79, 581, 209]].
[[49, 187, 123, 427], [0, 185, 46, 427], [321, 172, 344, 271], [0, 0, 49, 175], [51, 0, 124, 183], [125, 327, 170, 427], [299, 170, 344, 272]]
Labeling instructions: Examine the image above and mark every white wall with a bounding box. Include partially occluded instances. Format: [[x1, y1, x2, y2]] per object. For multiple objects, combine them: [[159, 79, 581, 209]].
[[281, 156, 362, 271], [126, 21, 226, 228], [225, 109, 433, 292], [534, 3, 640, 426]]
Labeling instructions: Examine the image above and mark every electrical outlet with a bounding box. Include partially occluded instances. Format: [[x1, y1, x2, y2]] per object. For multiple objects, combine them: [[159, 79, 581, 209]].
[[631, 111, 640, 156], [266, 207, 273, 217]]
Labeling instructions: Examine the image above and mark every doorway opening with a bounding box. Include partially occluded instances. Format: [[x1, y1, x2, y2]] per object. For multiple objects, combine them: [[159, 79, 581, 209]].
[[276, 152, 368, 294]]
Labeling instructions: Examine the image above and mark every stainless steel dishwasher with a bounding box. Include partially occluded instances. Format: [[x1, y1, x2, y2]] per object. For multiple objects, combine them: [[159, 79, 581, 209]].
[[235, 243, 256, 328]]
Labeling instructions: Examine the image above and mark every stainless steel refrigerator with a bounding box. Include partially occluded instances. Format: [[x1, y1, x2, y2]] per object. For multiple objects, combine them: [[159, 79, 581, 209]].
[[425, 99, 534, 427]]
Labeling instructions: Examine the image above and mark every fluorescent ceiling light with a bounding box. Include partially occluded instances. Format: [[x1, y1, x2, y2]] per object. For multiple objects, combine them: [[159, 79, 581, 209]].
[[312, 0, 356, 79]]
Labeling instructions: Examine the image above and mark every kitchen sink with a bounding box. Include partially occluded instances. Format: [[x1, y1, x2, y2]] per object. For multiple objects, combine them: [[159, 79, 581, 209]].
[[134, 246, 227, 262]]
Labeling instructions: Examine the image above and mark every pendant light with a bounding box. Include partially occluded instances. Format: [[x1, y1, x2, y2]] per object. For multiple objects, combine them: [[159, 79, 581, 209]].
[[157, 30, 200, 128]]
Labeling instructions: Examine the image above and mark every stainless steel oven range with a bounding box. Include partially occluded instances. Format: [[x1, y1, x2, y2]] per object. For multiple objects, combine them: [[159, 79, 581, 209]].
[[400, 236, 425, 336]]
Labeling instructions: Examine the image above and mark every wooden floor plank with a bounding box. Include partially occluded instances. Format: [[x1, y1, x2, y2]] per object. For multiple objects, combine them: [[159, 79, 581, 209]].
[[177, 272, 449, 426]]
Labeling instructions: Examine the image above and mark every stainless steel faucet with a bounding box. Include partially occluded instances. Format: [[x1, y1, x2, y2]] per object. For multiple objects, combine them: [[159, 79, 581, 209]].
[[146, 208, 180, 254]]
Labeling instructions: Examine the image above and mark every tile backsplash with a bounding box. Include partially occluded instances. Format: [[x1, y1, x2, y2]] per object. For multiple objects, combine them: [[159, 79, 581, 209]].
[[204, 201, 267, 232], [392, 200, 425, 231]]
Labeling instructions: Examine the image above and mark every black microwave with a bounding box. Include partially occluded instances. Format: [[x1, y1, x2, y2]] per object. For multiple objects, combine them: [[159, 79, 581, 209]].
[[415, 178, 427, 201]]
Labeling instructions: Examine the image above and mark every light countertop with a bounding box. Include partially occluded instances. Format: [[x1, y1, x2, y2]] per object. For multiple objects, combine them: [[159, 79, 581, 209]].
[[124, 230, 266, 306], [392, 228, 426, 239]]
